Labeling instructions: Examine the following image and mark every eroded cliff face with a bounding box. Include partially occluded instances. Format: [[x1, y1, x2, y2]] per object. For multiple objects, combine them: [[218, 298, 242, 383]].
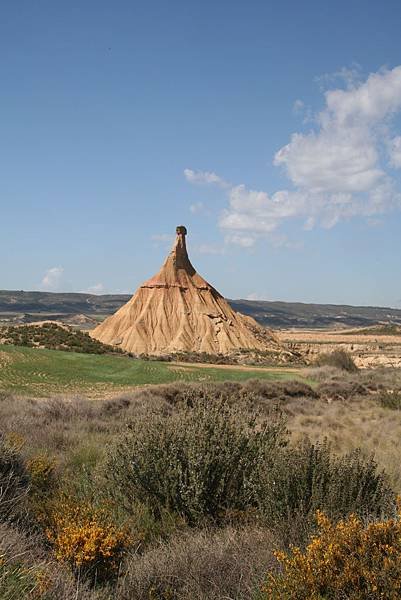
[[91, 226, 279, 355]]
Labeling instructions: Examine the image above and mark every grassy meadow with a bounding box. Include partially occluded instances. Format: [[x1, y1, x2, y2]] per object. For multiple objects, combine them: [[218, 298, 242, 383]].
[[0, 343, 307, 396]]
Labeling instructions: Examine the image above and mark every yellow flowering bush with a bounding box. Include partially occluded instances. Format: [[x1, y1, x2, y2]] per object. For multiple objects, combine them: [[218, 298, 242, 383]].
[[45, 498, 132, 582], [263, 504, 401, 599]]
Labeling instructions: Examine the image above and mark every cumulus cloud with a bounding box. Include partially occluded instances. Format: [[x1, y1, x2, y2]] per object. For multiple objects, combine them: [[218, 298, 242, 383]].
[[184, 168, 230, 188], [41, 266, 64, 291], [315, 64, 363, 92], [224, 233, 256, 248], [273, 65, 401, 214], [185, 65, 401, 246]]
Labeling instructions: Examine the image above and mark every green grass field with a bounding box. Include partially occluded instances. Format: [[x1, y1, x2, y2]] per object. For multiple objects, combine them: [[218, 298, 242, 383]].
[[0, 344, 308, 396]]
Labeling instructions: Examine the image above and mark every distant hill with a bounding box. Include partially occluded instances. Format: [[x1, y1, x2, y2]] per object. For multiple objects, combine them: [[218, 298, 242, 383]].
[[229, 299, 401, 328], [1, 290, 401, 329], [0, 290, 130, 316]]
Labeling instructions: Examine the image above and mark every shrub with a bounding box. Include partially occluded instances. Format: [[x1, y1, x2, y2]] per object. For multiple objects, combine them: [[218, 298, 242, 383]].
[[45, 497, 132, 582], [379, 390, 401, 410], [255, 439, 394, 545], [0, 433, 30, 521], [104, 397, 287, 525], [314, 349, 358, 372], [263, 505, 401, 599]]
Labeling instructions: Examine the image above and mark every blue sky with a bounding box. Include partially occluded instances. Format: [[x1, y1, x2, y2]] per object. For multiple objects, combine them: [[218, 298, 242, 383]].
[[1, 0, 401, 306]]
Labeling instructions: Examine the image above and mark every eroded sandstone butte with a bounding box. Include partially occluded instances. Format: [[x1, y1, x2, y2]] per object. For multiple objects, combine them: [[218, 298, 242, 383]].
[[91, 226, 279, 355]]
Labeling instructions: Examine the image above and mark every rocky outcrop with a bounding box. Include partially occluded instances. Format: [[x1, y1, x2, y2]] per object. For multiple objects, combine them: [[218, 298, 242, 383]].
[[91, 226, 280, 355]]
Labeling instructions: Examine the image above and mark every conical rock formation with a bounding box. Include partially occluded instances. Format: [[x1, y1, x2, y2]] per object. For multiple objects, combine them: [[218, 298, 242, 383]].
[[91, 226, 279, 355]]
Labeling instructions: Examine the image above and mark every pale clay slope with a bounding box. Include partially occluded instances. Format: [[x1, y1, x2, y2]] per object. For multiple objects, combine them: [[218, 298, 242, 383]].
[[91, 226, 278, 355]]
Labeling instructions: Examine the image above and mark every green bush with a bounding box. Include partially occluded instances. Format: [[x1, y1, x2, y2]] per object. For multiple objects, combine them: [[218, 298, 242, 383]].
[[103, 398, 286, 525], [0, 434, 30, 521], [314, 349, 358, 372], [255, 439, 394, 545]]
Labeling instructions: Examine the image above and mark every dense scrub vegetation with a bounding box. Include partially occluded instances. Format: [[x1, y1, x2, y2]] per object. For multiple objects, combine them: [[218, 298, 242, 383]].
[[1, 368, 401, 598], [154, 346, 303, 366], [0, 322, 119, 354], [314, 348, 358, 372]]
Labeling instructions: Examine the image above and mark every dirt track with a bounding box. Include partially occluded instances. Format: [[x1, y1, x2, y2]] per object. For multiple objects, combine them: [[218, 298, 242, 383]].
[[171, 361, 302, 373]]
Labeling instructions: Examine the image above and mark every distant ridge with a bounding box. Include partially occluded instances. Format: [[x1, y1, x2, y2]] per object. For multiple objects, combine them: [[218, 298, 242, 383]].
[[229, 299, 401, 329], [1, 292, 401, 330]]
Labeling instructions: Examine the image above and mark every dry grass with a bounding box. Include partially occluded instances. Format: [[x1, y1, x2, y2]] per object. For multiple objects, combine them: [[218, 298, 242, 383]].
[[0, 380, 314, 465], [115, 526, 276, 600], [283, 367, 401, 492]]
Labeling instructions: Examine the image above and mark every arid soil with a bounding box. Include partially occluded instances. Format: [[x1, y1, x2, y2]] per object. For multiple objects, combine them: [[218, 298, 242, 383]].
[[279, 328, 401, 368]]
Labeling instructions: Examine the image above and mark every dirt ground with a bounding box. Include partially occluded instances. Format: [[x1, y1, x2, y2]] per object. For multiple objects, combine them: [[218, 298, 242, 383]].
[[279, 328, 401, 368]]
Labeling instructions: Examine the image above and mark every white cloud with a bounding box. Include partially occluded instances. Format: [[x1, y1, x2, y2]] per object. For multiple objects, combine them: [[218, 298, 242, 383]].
[[323, 66, 401, 125], [315, 64, 363, 92], [389, 136, 401, 168], [274, 66, 401, 201], [85, 283, 105, 294], [246, 292, 267, 301], [41, 266, 64, 291], [274, 128, 383, 194], [185, 65, 401, 245], [184, 168, 229, 188], [224, 233, 256, 248]]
